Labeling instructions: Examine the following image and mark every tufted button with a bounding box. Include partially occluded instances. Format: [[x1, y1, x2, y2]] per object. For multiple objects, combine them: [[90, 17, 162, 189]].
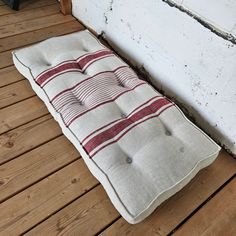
[[119, 83, 125, 87], [83, 47, 88, 52], [165, 130, 171, 136], [126, 157, 132, 164], [46, 62, 52, 66], [180, 147, 185, 153], [79, 101, 84, 105], [121, 113, 126, 119]]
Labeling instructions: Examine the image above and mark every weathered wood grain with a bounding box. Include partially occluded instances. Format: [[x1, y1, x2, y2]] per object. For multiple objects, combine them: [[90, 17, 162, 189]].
[[0, 13, 74, 39], [0, 136, 80, 203], [0, 21, 84, 52], [0, 66, 24, 87], [0, 115, 61, 164], [26, 185, 119, 236], [0, 4, 60, 27], [173, 177, 236, 236], [0, 160, 98, 235], [0, 80, 34, 109], [0, 96, 48, 134], [60, 0, 72, 15]]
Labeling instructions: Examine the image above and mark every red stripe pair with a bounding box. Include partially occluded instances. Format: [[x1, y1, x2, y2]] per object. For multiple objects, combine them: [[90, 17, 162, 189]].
[[83, 97, 173, 157]]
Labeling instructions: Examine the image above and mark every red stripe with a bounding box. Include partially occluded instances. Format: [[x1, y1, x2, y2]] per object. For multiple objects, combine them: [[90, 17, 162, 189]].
[[35, 49, 113, 86], [81, 95, 161, 144], [90, 104, 173, 157], [37, 63, 81, 86], [51, 66, 127, 103], [84, 98, 171, 154], [79, 50, 113, 69], [41, 55, 112, 87], [35, 49, 107, 79], [41, 53, 114, 87], [49, 66, 144, 125], [66, 82, 146, 126]]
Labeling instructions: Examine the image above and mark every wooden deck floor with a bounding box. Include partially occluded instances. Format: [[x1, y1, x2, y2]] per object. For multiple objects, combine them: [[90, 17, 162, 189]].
[[0, 0, 236, 235]]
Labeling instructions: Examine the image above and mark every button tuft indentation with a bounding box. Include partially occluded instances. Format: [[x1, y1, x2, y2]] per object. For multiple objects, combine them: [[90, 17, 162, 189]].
[[126, 157, 132, 164], [165, 130, 171, 136], [121, 113, 126, 119], [119, 83, 125, 87]]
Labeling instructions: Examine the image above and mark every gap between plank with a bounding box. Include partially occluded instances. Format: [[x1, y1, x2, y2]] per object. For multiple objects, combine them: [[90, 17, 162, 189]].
[[0, 94, 35, 110], [0, 76, 25, 88], [0, 19, 79, 53], [0, 103, 50, 136], [168, 173, 236, 235], [0, 156, 81, 205], [0, 2, 57, 17], [22, 183, 101, 235], [95, 216, 122, 236], [0, 117, 61, 166], [0, 13, 75, 40], [0, 3, 59, 27]]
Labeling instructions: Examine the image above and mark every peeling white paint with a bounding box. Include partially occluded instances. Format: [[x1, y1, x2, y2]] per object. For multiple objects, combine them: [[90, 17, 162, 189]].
[[72, 0, 236, 154]]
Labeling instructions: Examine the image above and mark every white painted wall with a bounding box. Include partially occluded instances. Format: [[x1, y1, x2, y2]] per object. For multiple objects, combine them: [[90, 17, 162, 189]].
[[173, 0, 236, 37], [72, 0, 236, 155]]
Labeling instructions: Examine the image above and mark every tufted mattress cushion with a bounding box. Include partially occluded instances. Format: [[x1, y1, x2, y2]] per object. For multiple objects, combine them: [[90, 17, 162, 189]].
[[12, 30, 221, 224]]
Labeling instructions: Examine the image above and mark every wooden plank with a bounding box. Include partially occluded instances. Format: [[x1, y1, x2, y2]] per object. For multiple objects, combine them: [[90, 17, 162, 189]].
[[0, 21, 84, 52], [60, 0, 72, 15], [100, 151, 236, 236], [0, 0, 57, 16], [0, 6, 15, 16], [0, 4, 60, 27], [0, 5, 15, 16], [173, 177, 236, 236], [0, 80, 35, 109], [0, 136, 80, 203], [0, 114, 61, 165], [26, 186, 119, 236], [0, 66, 24, 87], [19, 0, 57, 11], [0, 22, 84, 69], [0, 159, 98, 235], [0, 50, 12, 68], [0, 13, 75, 39], [0, 96, 48, 134]]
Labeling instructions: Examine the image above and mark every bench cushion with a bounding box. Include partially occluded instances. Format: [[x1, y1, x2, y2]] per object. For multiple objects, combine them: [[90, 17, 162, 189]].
[[12, 30, 221, 224]]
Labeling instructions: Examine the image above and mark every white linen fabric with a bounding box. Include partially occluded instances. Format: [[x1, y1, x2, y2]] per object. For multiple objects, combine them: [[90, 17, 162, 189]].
[[12, 30, 221, 224]]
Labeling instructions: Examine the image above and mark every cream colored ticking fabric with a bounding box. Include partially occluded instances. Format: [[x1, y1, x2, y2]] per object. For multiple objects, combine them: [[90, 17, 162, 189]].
[[13, 30, 221, 224]]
